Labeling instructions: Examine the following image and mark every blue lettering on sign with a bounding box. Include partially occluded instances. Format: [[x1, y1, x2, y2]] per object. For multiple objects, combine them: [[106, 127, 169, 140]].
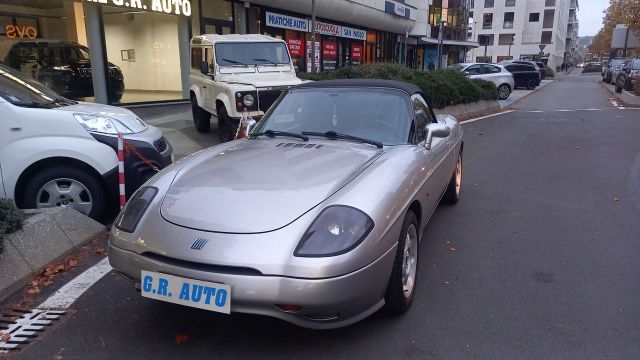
[[157, 278, 169, 296], [179, 282, 190, 300], [203, 287, 216, 304], [266, 12, 308, 31], [215, 289, 228, 307], [143, 275, 153, 292], [191, 284, 204, 302]]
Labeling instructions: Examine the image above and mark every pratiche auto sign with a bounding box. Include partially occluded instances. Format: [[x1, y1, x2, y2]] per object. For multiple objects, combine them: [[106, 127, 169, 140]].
[[83, 0, 192, 16]]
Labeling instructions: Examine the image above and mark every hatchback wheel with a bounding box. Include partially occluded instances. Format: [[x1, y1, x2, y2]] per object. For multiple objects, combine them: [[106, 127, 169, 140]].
[[527, 79, 537, 90], [22, 166, 106, 220], [497, 84, 511, 100], [384, 211, 419, 314]]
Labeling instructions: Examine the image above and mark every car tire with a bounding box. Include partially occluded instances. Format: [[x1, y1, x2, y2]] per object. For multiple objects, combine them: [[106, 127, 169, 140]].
[[443, 151, 463, 204], [22, 166, 107, 221], [527, 79, 537, 90], [384, 211, 419, 315], [497, 84, 511, 100], [217, 106, 237, 143], [191, 95, 211, 133]]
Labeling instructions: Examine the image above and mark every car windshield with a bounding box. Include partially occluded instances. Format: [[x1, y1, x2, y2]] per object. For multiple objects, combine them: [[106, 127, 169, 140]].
[[253, 87, 412, 145], [631, 60, 640, 70], [611, 59, 624, 68], [0, 64, 69, 108], [215, 42, 290, 66]]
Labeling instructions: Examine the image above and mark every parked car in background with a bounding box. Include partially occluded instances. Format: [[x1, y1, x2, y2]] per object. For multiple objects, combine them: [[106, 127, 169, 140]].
[[505, 60, 546, 80], [603, 58, 626, 83], [0, 64, 172, 220], [503, 63, 541, 90], [450, 63, 515, 100], [615, 59, 640, 93], [189, 34, 303, 142], [0, 40, 125, 102], [109, 79, 464, 329]]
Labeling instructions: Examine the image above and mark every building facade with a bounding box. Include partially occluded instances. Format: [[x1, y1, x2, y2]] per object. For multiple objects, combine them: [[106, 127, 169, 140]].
[[0, 0, 428, 105], [466, 0, 579, 69]]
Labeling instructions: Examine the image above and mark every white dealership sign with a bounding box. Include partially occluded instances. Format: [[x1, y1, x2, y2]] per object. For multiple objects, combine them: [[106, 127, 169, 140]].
[[84, 0, 192, 16]]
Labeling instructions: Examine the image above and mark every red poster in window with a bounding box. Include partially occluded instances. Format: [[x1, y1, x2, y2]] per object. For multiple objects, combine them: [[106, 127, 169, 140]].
[[287, 38, 304, 58], [351, 44, 363, 60], [323, 42, 337, 59]]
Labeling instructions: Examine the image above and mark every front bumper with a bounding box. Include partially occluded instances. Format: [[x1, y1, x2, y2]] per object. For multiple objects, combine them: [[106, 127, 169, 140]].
[[108, 240, 397, 329]]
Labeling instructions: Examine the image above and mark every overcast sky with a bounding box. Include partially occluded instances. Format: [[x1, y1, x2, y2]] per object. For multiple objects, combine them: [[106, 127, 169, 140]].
[[578, 0, 609, 36]]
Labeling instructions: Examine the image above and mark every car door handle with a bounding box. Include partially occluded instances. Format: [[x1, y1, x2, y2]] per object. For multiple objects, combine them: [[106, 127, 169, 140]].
[[10, 127, 21, 132]]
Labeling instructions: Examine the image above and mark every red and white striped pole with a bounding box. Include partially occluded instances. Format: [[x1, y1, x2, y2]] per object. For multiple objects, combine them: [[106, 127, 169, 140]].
[[117, 132, 126, 209]]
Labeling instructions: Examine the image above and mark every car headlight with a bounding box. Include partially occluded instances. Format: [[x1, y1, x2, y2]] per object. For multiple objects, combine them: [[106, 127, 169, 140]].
[[74, 113, 144, 134], [243, 94, 255, 107], [294, 205, 374, 257], [115, 187, 158, 233]]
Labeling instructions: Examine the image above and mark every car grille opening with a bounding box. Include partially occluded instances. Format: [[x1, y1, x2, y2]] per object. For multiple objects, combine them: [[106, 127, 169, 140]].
[[154, 137, 168, 153], [257, 89, 286, 112], [141, 252, 263, 276]]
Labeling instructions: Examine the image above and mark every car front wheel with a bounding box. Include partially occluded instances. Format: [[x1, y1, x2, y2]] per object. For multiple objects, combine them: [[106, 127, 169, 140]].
[[384, 211, 419, 314], [22, 166, 107, 220], [497, 84, 511, 100]]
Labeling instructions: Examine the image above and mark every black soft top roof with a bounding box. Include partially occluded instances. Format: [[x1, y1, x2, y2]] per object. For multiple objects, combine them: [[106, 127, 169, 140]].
[[292, 79, 422, 96]]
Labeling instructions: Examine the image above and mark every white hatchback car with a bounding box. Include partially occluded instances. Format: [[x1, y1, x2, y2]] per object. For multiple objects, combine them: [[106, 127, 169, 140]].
[[451, 63, 515, 100], [0, 64, 173, 220]]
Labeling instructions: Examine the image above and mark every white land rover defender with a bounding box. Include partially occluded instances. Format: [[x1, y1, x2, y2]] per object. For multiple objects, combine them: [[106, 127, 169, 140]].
[[189, 34, 303, 142]]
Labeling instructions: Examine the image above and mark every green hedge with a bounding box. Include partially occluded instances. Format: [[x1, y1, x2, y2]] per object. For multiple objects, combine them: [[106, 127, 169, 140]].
[[297, 63, 497, 109], [0, 199, 25, 255], [544, 66, 555, 78]]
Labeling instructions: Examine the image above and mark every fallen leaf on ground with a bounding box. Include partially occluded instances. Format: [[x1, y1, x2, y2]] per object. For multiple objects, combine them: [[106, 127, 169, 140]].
[[448, 245, 457, 252], [175, 334, 189, 344], [443, 281, 451, 285], [575, 146, 581, 149], [27, 286, 40, 294], [0, 332, 10, 342], [95, 247, 106, 255], [67, 259, 78, 268], [613, 198, 619, 201]]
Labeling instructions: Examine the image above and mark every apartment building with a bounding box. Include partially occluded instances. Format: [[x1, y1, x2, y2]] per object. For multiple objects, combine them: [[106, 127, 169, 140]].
[[466, 0, 579, 69]]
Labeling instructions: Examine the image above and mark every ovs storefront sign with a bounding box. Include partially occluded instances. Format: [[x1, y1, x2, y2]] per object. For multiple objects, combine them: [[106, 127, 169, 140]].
[[84, 0, 192, 16]]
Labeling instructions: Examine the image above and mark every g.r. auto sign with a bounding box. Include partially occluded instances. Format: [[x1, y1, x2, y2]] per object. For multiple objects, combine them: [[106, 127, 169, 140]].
[[84, 0, 192, 16]]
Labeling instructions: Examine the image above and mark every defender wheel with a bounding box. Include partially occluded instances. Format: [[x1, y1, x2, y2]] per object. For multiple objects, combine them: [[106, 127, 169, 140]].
[[191, 96, 211, 133], [22, 166, 106, 221], [443, 151, 463, 204], [384, 211, 419, 314]]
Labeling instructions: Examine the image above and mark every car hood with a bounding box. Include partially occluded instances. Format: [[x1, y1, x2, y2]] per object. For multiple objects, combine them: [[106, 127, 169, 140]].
[[54, 101, 147, 133], [160, 139, 382, 233], [217, 71, 303, 88]]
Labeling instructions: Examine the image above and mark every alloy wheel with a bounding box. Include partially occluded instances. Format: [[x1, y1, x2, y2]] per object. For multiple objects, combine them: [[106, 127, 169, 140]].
[[455, 156, 462, 196], [36, 178, 93, 215], [402, 223, 418, 298], [498, 84, 510, 99]]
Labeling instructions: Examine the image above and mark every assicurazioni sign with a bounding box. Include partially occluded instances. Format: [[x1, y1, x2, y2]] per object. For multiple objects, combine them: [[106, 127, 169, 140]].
[[83, 0, 192, 16]]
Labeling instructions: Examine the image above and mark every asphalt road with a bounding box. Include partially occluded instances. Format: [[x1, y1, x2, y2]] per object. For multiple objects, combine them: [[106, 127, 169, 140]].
[[4, 73, 640, 360]]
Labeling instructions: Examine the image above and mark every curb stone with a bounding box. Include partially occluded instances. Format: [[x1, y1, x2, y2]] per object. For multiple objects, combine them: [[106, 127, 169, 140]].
[[0, 207, 106, 303]]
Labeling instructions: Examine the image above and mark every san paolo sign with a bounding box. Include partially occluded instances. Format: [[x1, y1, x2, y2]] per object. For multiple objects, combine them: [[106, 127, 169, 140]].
[[84, 0, 192, 16]]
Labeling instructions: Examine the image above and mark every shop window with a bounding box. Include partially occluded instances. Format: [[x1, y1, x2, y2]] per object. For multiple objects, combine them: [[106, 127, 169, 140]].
[[201, 0, 233, 21], [529, 13, 540, 22], [103, 6, 184, 103], [498, 34, 515, 45], [503, 12, 514, 29], [483, 13, 493, 29]]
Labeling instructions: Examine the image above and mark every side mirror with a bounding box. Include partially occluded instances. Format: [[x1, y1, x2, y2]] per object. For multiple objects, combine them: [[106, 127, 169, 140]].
[[245, 119, 257, 139], [200, 61, 209, 75], [424, 123, 451, 150]]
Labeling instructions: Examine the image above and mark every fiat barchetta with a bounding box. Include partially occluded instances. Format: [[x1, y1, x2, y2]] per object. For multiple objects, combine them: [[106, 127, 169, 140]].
[[108, 79, 464, 329]]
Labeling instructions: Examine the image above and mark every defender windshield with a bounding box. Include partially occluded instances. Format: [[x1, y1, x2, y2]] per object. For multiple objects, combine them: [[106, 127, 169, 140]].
[[253, 88, 412, 145], [215, 42, 290, 66], [0, 64, 71, 108]]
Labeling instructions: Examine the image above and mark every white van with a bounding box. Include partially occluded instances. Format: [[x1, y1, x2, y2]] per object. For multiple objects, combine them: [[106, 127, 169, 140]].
[[0, 64, 173, 220], [189, 34, 303, 142]]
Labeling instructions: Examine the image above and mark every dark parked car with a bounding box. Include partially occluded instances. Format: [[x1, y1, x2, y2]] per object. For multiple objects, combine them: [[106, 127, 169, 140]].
[[501, 60, 546, 80], [503, 63, 541, 89], [2, 40, 124, 102], [615, 59, 640, 93], [603, 58, 626, 83]]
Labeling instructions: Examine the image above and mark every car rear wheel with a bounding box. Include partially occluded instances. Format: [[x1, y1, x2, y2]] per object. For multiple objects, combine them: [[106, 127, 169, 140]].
[[527, 79, 537, 90], [384, 211, 419, 314], [191, 95, 211, 133], [443, 151, 463, 204], [497, 84, 511, 100], [22, 166, 107, 220]]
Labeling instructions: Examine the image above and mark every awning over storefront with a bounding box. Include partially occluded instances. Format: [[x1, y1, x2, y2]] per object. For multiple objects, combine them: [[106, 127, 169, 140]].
[[419, 37, 479, 49]]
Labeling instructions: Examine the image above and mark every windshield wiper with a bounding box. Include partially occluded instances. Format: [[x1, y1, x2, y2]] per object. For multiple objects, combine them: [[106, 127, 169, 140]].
[[252, 58, 278, 65], [220, 58, 247, 66], [302, 131, 383, 149], [252, 129, 309, 141]]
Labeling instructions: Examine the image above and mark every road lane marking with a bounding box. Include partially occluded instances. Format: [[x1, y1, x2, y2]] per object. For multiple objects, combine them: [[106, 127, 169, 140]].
[[38, 257, 112, 310], [460, 110, 514, 124]]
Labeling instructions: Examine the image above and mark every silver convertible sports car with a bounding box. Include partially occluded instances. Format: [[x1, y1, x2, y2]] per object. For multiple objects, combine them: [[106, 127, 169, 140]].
[[109, 79, 464, 329]]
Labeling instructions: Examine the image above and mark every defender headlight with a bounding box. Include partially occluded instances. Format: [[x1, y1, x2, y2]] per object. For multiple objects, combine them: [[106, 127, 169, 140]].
[[115, 187, 158, 233], [294, 206, 374, 257], [243, 94, 255, 107]]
